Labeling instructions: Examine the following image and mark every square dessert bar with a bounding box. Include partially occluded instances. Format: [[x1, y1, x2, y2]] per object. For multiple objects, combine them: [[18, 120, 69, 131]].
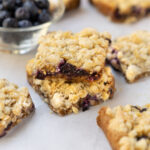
[[107, 31, 150, 83], [27, 60, 115, 116], [63, 0, 80, 11], [90, 0, 150, 23], [97, 104, 150, 150], [32, 28, 111, 82], [0, 79, 34, 137]]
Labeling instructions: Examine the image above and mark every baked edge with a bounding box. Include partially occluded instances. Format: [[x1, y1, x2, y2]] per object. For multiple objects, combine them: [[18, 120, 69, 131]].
[[96, 107, 125, 150]]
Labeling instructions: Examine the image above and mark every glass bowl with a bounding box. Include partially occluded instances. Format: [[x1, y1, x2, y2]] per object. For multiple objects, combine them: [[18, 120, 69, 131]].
[[0, 0, 65, 54]]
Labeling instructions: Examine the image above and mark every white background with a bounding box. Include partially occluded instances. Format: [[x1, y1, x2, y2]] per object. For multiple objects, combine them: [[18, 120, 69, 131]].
[[1, 0, 150, 150]]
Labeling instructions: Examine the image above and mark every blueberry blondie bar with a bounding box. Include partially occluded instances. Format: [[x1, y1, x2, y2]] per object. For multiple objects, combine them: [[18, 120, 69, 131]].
[[32, 28, 111, 82], [0, 79, 34, 137], [97, 104, 150, 150], [107, 31, 150, 83], [27, 60, 115, 116], [63, 0, 80, 11], [90, 0, 150, 23]]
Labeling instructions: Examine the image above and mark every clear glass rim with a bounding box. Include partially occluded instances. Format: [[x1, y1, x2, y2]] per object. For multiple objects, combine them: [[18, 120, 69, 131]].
[[0, 21, 52, 32]]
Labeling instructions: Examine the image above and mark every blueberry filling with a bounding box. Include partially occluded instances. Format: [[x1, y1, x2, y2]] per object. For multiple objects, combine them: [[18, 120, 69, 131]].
[[132, 106, 147, 113], [80, 95, 99, 111], [131, 6, 142, 16], [114, 8, 126, 20], [106, 38, 112, 46], [109, 88, 113, 96], [114, 6, 150, 21], [36, 70, 47, 80], [140, 108, 147, 112], [104, 82, 108, 85], [88, 72, 100, 81], [36, 61, 100, 80], [107, 49, 121, 71], [111, 49, 118, 54], [58, 60, 89, 77], [146, 8, 150, 15], [136, 135, 148, 141]]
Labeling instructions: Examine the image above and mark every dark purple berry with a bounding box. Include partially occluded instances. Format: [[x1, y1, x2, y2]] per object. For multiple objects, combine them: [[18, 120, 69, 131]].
[[114, 8, 125, 19], [23, 1, 38, 20], [58, 60, 88, 77], [132, 106, 147, 113], [2, 17, 18, 27], [0, 0, 2, 3], [80, 95, 99, 111], [36, 70, 46, 80], [15, 0, 23, 7], [15, 7, 30, 20], [106, 38, 111, 45], [131, 6, 142, 15], [18, 20, 32, 28], [136, 136, 148, 141], [2, 0, 15, 10], [38, 9, 51, 23], [34, 0, 49, 9], [0, 10, 10, 25], [0, 4, 3, 10], [146, 8, 150, 15], [33, 21, 40, 26]]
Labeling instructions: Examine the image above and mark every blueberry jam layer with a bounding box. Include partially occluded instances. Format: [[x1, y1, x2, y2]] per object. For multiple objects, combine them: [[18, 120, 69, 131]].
[[80, 95, 100, 111], [35, 60, 100, 80], [136, 135, 149, 141], [107, 48, 121, 71], [113, 6, 150, 21]]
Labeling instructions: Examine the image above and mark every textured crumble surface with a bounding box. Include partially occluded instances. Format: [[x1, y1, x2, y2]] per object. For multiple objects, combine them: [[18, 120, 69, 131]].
[[63, 0, 80, 11], [107, 31, 150, 83], [90, 0, 150, 23], [0, 79, 34, 137], [97, 104, 150, 150], [31, 28, 110, 81], [27, 60, 115, 116]]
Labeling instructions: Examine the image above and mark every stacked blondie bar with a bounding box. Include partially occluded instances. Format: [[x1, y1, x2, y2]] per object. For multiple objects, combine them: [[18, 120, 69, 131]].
[[26, 28, 115, 116]]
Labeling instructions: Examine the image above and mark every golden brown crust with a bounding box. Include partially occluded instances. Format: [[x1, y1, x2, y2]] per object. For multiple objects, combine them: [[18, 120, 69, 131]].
[[63, 0, 80, 11], [97, 105, 150, 150], [97, 107, 124, 150], [90, 0, 115, 16]]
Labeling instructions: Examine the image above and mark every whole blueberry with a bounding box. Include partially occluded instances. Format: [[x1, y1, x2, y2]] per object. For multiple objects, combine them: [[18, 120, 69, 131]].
[[15, 7, 30, 20], [0, 0, 2, 3], [18, 20, 32, 28], [15, 0, 23, 7], [33, 21, 40, 26], [34, 0, 49, 9], [0, 4, 3, 10], [2, 0, 15, 10], [2, 17, 18, 27], [23, 1, 38, 20], [0, 10, 10, 25], [38, 10, 51, 23]]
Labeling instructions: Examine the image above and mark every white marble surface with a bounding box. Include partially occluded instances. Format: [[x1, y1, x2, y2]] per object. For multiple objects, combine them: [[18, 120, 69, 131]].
[[1, 1, 150, 150]]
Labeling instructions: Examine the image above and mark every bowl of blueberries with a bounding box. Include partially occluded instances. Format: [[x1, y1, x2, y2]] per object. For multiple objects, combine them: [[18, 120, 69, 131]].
[[0, 0, 65, 54]]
